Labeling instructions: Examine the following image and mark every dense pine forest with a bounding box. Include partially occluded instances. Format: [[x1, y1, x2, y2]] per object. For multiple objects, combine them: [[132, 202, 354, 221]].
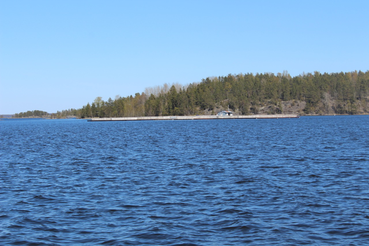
[[14, 71, 369, 118]]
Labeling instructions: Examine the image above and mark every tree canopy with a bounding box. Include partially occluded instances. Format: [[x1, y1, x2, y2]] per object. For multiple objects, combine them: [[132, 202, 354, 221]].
[[13, 70, 369, 118], [14, 110, 49, 118]]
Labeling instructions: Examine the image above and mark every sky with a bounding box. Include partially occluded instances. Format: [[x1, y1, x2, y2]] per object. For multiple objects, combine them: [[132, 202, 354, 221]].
[[0, 0, 368, 114]]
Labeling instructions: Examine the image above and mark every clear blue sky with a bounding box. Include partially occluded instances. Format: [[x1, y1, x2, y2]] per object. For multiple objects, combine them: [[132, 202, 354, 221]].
[[1, 0, 368, 114]]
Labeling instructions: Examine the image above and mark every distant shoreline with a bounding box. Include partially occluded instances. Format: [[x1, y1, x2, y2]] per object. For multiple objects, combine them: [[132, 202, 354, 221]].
[[88, 114, 299, 122], [3, 113, 369, 121]]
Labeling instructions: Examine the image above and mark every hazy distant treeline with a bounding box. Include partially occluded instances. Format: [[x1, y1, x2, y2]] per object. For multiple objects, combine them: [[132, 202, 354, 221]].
[[14, 70, 369, 118], [14, 110, 49, 118]]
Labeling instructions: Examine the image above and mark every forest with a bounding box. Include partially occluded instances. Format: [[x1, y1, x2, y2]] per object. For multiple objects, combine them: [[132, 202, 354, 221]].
[[14, 70, 369, 118], [14, 110, 50, 118]]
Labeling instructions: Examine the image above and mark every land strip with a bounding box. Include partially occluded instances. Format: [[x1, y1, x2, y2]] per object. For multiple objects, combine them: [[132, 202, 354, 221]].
[[88, 114, 299, 121]]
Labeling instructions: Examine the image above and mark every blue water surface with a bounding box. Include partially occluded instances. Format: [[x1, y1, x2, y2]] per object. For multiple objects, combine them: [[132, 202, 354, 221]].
[[1, 116, 369, 245]]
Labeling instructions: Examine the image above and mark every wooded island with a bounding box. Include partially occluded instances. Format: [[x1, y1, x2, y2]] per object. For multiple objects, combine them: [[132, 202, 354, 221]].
[[14, 70, 369, 118]]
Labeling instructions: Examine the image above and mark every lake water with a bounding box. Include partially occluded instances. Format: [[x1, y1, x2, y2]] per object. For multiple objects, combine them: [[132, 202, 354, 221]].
[[1, 116, 369, 245]]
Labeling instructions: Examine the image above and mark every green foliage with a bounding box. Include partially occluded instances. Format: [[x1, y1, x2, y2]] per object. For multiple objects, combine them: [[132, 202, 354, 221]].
[[71, 70, 369, 118], [14, 110, 49, 118]]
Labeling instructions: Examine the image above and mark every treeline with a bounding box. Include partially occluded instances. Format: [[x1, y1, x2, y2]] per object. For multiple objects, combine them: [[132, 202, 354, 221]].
[[78, 70, 369, 118], [16, 70, 369, 118], [50, 109, 79, 119], [14, 110, 49, 118]]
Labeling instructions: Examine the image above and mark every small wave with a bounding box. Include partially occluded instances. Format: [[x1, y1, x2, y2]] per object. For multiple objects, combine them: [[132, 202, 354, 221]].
[[133, 232, 173, 240], [101, 239, 119, 245], [217, 208, 242, 214], [15, 200, 29, 205], [32, 195, 54, 200], [221, 225, 252, 232], [119, 204, 143, 209], [7, 224, 24, 229], [172, 243, 199, 246], [105, 208, 124, 214]]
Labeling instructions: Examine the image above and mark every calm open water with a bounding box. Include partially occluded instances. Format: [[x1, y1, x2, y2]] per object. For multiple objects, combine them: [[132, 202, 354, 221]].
[[1, 116, 369, 245]]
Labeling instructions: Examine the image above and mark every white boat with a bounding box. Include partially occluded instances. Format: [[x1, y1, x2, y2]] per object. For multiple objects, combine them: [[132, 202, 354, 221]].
[[217, 111, 233, 116]]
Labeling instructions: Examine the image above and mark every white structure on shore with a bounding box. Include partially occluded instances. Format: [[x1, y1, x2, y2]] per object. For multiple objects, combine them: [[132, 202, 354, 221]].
[[217, 111, 233, 116]]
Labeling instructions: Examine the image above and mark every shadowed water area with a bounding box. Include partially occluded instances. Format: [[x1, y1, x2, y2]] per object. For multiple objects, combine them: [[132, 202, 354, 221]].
[[1, 116, 369, 245]]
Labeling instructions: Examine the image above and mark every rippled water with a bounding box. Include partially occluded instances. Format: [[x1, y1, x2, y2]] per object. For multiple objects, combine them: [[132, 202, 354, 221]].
[[1, 116, 369, 245]]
